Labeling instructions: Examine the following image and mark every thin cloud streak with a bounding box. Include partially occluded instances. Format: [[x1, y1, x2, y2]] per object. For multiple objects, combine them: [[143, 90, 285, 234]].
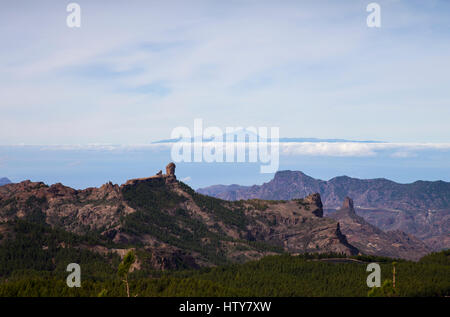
[[2, 142, 450, 158]]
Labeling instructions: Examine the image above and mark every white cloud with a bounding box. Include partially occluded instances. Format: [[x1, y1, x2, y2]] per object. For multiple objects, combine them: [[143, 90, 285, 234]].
[[280, 142, 377, 157], [390, 151, 417, 158], [281, 142, 450, 157], [8, 141, 449, 158]]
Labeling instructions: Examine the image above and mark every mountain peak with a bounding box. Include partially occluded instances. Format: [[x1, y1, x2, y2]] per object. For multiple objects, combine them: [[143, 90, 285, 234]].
[[0, 177, 12, 186], [273, 170, 310, 180]]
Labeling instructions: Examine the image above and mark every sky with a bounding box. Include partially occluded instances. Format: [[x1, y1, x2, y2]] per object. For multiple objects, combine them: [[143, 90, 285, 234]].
[[1, 0, 449, 144], [1, 1, 450, 187]]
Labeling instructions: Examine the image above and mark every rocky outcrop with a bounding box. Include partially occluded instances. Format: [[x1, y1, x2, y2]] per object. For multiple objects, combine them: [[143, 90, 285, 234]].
[[142, 247, 199, 271], [125, 162, 177, 186], [165, 162, 177, 184], [198, 170, 450, 251], [0, 179, 133, 234], [329, 197, 431, 261], [241, 195, 357, 256], [166, 162, 176, 176], [342, 196, 354, 210], [304, 193, 323, 217]]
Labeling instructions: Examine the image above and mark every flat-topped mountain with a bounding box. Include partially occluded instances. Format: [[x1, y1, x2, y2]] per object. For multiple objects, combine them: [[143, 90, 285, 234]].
[[0, 163, 359, 271], [198, 171, 450, 250]]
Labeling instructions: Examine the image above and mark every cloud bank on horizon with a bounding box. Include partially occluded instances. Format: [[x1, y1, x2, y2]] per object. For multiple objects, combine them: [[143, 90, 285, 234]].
[[1, 142, 450, 189], [5, 141, 450, 157], [1, 0, 450, 145]]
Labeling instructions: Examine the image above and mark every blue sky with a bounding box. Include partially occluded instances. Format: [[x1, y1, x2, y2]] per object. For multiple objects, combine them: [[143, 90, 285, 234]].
[[1, 0, 449, 145], [1, 1, 450, 187]]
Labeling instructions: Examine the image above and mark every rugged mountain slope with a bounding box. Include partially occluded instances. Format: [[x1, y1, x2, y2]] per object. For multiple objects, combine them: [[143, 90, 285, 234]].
[[353, 208, 449, 251], [198, 170, 450, 210], [0, 177, 11, 186], [198, 170, 450, 250], [0, 164, 358, 271], [329, 197, 430, 260]]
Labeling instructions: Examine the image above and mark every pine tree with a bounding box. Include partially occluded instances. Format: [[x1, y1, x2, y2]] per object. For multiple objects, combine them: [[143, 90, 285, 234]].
[[118, 251, 136, 297]]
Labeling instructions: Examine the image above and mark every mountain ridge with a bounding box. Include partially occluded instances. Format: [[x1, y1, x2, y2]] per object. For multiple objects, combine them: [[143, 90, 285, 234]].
[[197, 170, 450, 250], [0, 164, 361, 271], [199, 170, 450, 210]]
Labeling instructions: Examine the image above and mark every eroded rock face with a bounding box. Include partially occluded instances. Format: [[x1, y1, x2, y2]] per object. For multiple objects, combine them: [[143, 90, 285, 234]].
[[304, 193, 323, 217], [165, 162, 176, 184], [342, 197, 354, 210], [239, 194, 357, 256], [166, 162, 176, 176], [198, 170, 450, 251], [329, 197, 431, 261], [0, 179, 134, 234], [148, 249, 199, 270], [124, 163, 177, 186]]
